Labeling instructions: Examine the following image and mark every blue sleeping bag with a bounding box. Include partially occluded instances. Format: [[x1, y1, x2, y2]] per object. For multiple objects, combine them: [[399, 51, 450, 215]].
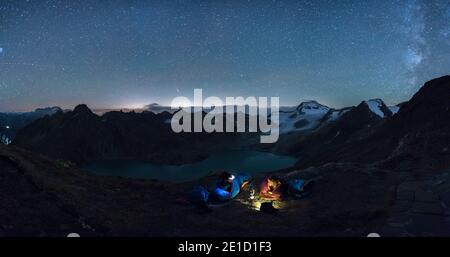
[[288, 179, 305, 192], [187, 173, 251, 204], [212, 173, 251, 201], [188, 186, 210, 204]]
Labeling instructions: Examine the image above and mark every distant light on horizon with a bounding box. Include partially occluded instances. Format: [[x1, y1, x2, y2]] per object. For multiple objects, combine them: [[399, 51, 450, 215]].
[[121, 103, 146, 110]]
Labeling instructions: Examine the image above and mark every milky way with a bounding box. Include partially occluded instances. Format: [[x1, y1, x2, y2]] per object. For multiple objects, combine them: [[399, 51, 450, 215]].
[[0, 0, 449, 112], [400, 0, 450, 97]]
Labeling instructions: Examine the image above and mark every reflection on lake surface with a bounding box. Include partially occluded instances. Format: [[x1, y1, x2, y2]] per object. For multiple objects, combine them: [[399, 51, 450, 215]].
[[82, 150, 297, 182]]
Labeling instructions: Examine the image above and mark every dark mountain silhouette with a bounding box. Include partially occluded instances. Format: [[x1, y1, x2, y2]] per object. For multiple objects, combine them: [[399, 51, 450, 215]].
[[274, 98, 390, 154], [0, 107, 62, 129], [0, 107, 63, 144], [9, 76, 450, 172], [34, 106, 63, 116], [144, 103, 176, 114], [276, 98, 395, 137], [291, 75, 450, 171], [12, 105, 255, 164]]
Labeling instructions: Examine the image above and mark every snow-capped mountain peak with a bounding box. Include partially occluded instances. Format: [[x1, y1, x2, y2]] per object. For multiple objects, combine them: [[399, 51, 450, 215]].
[[364, 99, 389, 118], [278, 100, 331, 134], [278, 98, 398, 135], [388, 105, 400, 114], [296, 100, 330, 114], [144, 103, 177, 114], [34, 106, 62, 115]]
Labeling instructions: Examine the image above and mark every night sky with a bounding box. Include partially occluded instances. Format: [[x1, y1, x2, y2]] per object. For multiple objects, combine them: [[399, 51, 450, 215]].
[[0, 0, 449, 112]]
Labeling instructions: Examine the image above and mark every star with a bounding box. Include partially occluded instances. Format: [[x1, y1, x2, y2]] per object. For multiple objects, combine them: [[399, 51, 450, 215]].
[[0, 1, 449, 112]]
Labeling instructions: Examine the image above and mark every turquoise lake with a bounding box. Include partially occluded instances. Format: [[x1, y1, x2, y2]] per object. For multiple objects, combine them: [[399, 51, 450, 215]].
[[82, 150, 297, 182]]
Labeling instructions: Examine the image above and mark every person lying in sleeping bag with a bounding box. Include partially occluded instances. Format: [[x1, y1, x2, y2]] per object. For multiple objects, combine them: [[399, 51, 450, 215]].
[[259, 175, 308, 200], [186, 172, 251, 206], [211, 172, 251, 202]]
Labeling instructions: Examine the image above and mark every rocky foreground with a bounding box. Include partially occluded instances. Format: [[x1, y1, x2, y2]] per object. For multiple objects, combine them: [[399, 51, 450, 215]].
[[2, 143, 450, 237]]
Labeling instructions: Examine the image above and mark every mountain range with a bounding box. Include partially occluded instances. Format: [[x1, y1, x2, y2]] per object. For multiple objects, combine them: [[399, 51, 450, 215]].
[[11, 105, 257, 164], [3, 76, 450, 172], [274, 75, 450, 172], [7, 76, 448, 172], [0, 107, 62, 144]]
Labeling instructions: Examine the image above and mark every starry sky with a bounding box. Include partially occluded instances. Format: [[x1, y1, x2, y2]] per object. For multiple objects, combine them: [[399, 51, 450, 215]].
[[0, 0, 449, 112]]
